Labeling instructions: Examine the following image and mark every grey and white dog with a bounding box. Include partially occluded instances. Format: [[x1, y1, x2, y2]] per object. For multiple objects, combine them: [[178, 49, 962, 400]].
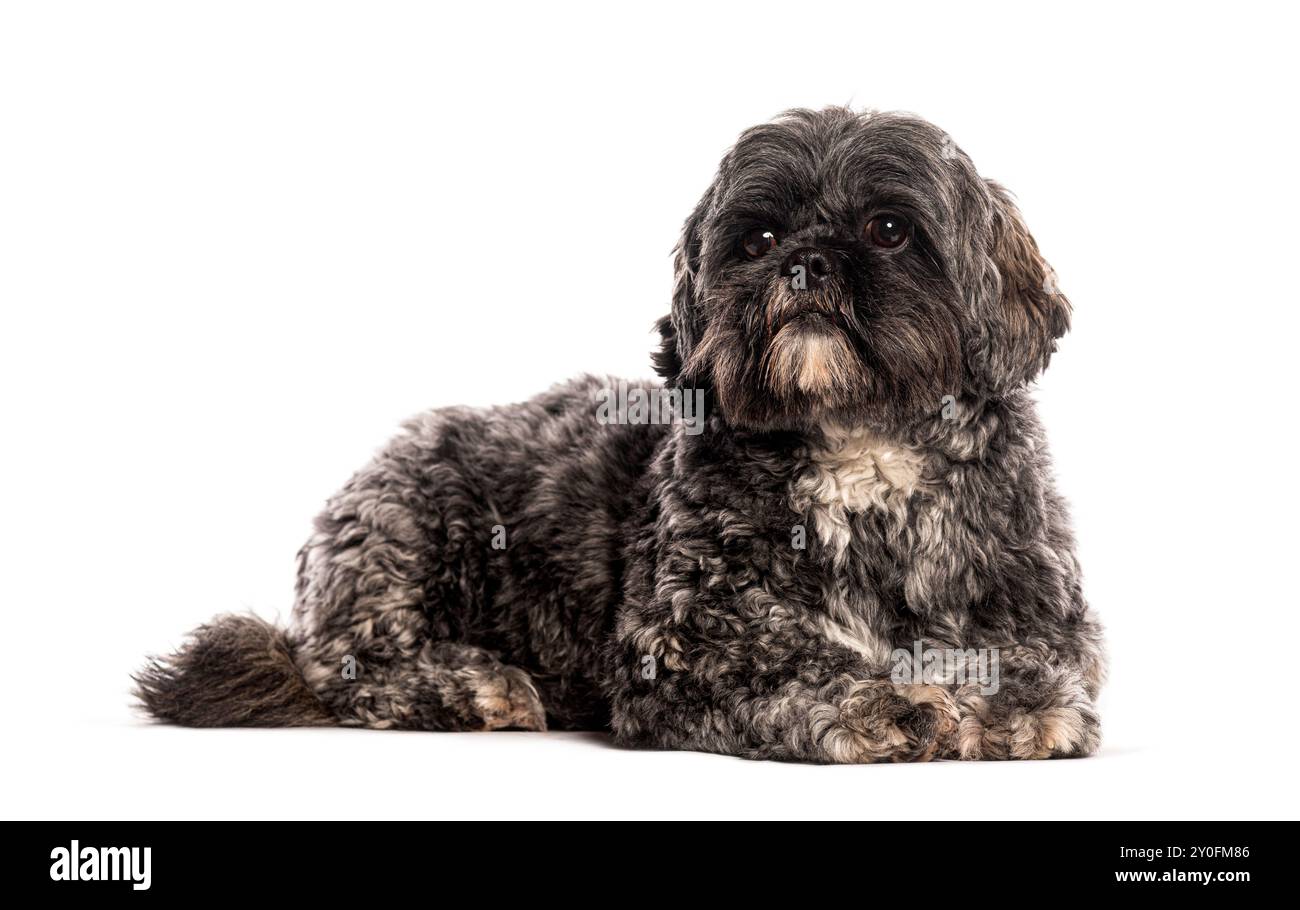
[[137, 107, 1104, 762]]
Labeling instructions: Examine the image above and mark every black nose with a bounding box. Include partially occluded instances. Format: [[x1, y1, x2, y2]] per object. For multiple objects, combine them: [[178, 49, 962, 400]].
[[781, 247, 838, 289]]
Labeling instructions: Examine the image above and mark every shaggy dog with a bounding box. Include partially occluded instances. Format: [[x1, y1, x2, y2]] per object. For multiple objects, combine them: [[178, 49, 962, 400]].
[[137, 107, 1104, 762]]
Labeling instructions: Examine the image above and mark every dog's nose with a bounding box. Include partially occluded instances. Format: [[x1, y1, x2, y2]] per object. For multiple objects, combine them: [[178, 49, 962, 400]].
[[781, 247, 838, 289]]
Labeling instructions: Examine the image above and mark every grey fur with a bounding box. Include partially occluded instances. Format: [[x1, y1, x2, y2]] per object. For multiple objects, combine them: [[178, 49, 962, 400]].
[[137, 107, 1103, 762]]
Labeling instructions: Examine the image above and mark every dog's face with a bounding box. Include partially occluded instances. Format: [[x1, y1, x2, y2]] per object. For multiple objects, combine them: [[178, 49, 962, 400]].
[[654, 108, 1070, 434]]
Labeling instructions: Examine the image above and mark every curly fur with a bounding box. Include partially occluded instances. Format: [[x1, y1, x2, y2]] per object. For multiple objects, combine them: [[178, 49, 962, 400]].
[[136, 107, 1104, 762]]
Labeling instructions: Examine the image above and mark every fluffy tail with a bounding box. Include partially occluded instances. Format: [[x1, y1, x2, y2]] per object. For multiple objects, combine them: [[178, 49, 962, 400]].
[[134, 614, 334, 727]]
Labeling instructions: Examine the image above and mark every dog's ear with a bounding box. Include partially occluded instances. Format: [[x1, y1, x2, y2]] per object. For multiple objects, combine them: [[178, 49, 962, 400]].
[[653, 189, 713, 387], [651, 314, 682, 384], [981, 181, 1071, 390]]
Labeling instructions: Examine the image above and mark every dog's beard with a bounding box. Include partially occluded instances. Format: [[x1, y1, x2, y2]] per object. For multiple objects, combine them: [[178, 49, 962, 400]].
[[760, 282, 858, 399], [684, 279, 862, 429], [763, 318, 857, 398], [683, 272, 963, 433]]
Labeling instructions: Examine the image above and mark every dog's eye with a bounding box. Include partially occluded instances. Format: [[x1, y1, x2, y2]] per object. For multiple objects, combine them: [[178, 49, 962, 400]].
[[865, 214, 911, 250], [741, 228, 779, 259]]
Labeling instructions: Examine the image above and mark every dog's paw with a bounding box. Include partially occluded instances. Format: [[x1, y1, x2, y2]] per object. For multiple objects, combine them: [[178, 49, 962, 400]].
[[470, 665, 548, 732], [951, 684, 1098, 760], [1005, 701, 1099, 759], [895, 683, 961, 761], [814, 680, 958, 763]]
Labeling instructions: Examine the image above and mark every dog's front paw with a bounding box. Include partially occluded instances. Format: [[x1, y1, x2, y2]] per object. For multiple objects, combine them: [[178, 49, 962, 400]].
[[813, 679, 958, 763], [951, 681, 1098, 760], [1005, 701, 1099, 759]]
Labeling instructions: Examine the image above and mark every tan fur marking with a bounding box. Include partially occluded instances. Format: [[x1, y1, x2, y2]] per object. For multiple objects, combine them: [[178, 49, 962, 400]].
[[470, 668, 547, 732], [763, 322, 857, 396]]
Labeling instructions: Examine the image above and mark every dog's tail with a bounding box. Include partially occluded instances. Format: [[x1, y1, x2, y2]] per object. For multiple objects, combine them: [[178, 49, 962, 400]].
[[134, 614, 335, 727]]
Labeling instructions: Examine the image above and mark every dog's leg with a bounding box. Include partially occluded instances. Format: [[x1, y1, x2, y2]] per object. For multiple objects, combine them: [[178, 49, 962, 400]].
[[322, 639, 548, 732], [292, 557, 547, 732], [609, 635, 957, 763], [286, 456, 546, 732], [292, 554, 548, 730]]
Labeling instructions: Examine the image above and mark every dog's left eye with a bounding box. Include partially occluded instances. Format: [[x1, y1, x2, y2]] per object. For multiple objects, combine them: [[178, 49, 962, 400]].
[[865, 214, 911, 249], [741, 228, 779, 259]]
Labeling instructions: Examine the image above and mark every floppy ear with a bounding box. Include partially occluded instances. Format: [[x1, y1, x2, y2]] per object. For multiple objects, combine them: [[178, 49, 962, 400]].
[[981, 181, 1072, 390], [650, 314, 682, 385], [652, 189, 713, 387]]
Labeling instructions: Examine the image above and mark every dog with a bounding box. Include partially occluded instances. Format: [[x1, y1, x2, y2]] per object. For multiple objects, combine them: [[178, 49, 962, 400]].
[[136, 107, 1104, 762]]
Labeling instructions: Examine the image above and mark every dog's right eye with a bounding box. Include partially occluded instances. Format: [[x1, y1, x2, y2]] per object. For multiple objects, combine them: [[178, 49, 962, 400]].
[[741, 228, 779, 259]]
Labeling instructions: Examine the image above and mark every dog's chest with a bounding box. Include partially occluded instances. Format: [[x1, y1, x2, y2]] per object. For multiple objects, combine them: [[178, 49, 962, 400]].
[[788, 425, 930, 666], [790, 425, 926, 563]]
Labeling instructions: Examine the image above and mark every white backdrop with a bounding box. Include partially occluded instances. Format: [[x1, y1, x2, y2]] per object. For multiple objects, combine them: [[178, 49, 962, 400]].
[[3, 0, 1298, 819]]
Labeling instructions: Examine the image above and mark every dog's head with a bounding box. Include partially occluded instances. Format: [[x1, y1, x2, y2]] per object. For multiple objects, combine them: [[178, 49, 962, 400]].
[[654, 107, 1070, 433]]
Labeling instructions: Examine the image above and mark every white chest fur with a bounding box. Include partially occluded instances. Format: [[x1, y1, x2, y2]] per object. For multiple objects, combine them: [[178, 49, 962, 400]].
[[790, 423, 926, 562], [790, 424, 929, 666]]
